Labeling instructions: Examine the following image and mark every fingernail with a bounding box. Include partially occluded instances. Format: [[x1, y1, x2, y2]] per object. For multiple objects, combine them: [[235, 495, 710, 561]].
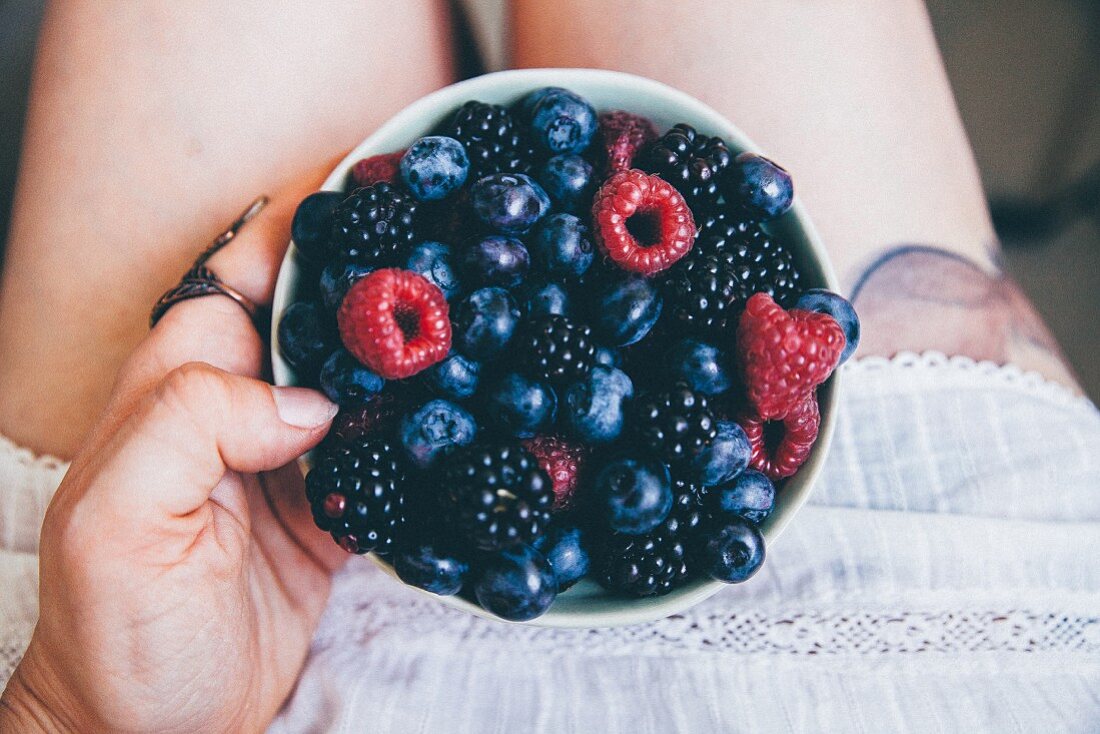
[[271, 386, 339, 428]]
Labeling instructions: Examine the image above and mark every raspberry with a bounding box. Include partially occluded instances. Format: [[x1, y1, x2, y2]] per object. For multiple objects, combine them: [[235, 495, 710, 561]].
[[591, 169, 696, 276], [521, 435, 588, 511], [350, 151, 405, 188], [736, 292, 844, 419], [338, 268, 451, 380], [597, 110, 658, 174], [738, 392, 820, 480]]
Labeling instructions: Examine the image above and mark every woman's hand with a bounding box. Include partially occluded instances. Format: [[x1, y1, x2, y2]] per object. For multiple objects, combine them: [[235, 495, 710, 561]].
[[0, 202, 346, 733]]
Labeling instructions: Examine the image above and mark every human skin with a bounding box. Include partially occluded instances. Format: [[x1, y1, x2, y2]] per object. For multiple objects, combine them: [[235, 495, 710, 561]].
[[0, 0, 455, 458], [512, 0, 1080, 389]]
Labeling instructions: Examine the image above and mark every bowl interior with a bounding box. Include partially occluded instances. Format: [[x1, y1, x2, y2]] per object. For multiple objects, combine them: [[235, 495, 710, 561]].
[[272, 68, 840, 628]]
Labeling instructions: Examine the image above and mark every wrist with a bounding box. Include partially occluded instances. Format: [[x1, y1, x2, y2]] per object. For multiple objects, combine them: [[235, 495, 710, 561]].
[[1, 657, 75, 733]]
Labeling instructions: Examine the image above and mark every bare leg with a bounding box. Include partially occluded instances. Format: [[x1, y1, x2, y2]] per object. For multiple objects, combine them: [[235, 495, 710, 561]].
[[512, 0, 1079, 389], [0, 1, 454, 457]]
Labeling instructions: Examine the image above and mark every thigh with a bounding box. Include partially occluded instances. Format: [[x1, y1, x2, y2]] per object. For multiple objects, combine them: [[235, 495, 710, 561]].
[[511, 0, 1080, 390], [0, 0, 455, 457]]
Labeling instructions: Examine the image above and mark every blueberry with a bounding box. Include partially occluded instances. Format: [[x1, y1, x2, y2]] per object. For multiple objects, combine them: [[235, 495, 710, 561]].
[[470, 173, 551, 235], [591, 273, 662, 346], [291, 191, 343, 262], [520, 280, 571, 319], [517, 86, 567, 120], [667, 339, 733, 396], [535, 154, 594, 213], [529, 213, 594, 279], [319, 261, 372, 311], [528, 89, 597, 155], [595, 456, 673, 535], [277, 301, 335, 375], [399, 399, 477, 469], [486, 373, 557, 438], [593, 345, 621, 368], [796, 289, 861, 364], [473, 544, 557, 621], [724, 151, 794, 221], [453, 287, 521, 360], [533, 525, 590, 592], [423, 353, 480, 400], [462, 235, 530, 289], [564, 366, 634, 444], [393, 543, 469, 596], [400, 136, 469, 201], [406, 241, 462, 301], [319, 349, 385, 406], [691, 420, 751, 486], [706, 469, 775, 525], [695, 518, 766, 583]]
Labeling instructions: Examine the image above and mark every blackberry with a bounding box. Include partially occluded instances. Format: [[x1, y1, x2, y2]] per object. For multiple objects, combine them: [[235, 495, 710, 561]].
[[443, 441, 553, 551], [695, 213, 801, 306], [330, 183, 419, 266], [596, 480, 704, 597], [440, 101, 536, 181], [523, 314, 598, 386], [305, 437, 405, 555], [638, 124, 732, 214], [631, 385, 717, 465], [664, 252, 748, 333]]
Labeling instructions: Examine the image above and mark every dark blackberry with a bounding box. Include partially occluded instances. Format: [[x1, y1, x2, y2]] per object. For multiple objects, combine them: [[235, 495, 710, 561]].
[[663, 251, 749, 333], [305, 437, 405, 555], [523, 314, 598, 386], [631, 385, 718, 465], [330, 183, 419, 266], [637, 124, 732, 214], [695, 213, 801, 307], [596, 480, 704, 597], [440, 101, 536, 181], [443, 441, 553, 551]]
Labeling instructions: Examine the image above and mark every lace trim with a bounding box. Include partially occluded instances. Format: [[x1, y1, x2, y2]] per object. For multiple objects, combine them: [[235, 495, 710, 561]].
[[318, 589, 1100, 658], [0, 432, 68, 473], [844, 350, 1097, 413]]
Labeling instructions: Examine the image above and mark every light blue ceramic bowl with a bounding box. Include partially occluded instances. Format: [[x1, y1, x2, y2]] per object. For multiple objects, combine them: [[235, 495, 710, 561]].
[[272, 69, 841, 628]]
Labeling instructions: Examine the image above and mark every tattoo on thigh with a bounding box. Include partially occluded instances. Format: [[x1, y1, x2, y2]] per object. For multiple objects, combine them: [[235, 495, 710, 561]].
[[847, 245, 1072, 381]]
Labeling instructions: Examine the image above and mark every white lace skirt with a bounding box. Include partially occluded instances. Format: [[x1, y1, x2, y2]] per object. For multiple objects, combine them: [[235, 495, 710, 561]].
[[3, 353, 1099, 732]]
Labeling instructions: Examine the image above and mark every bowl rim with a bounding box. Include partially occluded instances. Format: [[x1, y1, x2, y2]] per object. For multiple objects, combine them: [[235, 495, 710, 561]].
[[271, 68, 841, 628]]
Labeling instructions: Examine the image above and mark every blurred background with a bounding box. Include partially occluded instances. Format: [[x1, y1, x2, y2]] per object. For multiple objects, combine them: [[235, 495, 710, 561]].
[[0, 0, 1096, 396]]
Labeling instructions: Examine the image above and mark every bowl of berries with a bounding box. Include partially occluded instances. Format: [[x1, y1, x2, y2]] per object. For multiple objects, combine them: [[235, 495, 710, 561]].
[[273, 68, 859, 626]]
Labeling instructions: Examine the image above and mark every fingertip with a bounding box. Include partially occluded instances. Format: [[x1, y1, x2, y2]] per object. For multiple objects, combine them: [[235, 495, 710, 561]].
[[270, 385, 339, 429]]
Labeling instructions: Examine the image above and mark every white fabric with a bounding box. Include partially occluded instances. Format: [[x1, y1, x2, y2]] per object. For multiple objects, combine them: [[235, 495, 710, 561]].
[[2, 353, 1099, 733]]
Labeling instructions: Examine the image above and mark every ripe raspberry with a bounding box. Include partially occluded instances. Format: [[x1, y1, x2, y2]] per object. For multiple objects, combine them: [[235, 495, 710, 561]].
[[738, 393, 820, 480], [338, 268, 451, 380], [591, 169, 696, 276], [350, 151, 405, 188], [736, 292, 844, 419], [597, 110, 658, 173], [521, 435, 588, 511]]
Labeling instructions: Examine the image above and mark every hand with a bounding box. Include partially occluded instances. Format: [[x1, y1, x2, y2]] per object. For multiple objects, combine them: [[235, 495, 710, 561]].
[[0, 201, 346, 733]]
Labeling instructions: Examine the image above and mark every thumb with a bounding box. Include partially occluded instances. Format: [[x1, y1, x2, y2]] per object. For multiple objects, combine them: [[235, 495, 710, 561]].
[[85, 362, 336, 519]]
